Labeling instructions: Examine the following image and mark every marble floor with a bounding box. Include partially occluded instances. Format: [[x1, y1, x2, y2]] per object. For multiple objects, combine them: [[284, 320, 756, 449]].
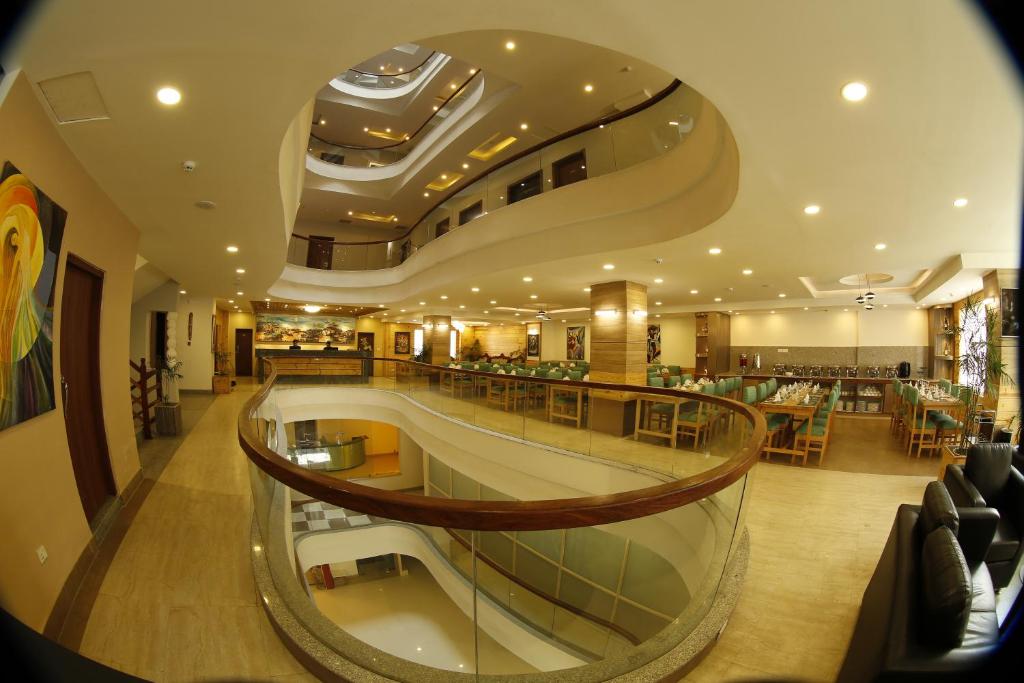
[[64, 379, 938, 681]]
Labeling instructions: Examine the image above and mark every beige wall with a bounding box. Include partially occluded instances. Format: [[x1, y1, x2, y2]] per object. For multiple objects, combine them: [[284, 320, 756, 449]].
[[653, 315, 696, 367], [731, 309, 928, 348], [174, 296, 215, 390], [0, 72, 141, 631], [540, 321, 592, 361], [857, 309, 930, 346], [226, 311, 255, 376], [129, 280, 179, 365]]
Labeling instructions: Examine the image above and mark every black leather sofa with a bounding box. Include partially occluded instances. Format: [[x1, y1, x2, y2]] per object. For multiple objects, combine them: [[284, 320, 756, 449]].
[[943, 443, 1024, 589], [837, 481, 1000, 682]]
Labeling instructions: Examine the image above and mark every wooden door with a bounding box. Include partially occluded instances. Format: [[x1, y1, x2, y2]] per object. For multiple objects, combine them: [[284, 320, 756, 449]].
[[235, 329, 254, 376], [306, 236, 334, 270], [60, 255, 116, 525]]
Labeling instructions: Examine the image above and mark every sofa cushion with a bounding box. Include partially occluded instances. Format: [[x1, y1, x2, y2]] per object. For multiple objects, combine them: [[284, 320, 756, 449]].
[[920, 526, 972, 648], [986, 515, 1020, 563], [918, 480, 960, 536]]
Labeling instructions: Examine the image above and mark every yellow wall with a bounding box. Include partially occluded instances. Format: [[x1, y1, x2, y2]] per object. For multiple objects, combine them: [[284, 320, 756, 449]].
[[732, 308, 929, 347], [0, 72, 141, 631], [286, 419, 399, 455]]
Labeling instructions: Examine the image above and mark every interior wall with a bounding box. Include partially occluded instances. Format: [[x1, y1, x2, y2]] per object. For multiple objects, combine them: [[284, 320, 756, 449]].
[[129, 280, 179, 365], [539, 321, 591, 361], [226, 310, 255, 375], [174, 296, 215, 390], [652, 315, 696, 366], [472, 324, 527, 357], [0, 72, 141, 631]]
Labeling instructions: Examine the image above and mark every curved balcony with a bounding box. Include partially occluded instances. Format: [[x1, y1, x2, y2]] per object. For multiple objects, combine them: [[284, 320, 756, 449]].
[[239, 357, 765, 679], [331, 50, 443, 92], [288, 79, 707, 273]]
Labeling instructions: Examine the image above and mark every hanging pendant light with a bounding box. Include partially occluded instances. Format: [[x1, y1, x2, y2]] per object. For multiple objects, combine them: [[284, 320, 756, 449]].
[[864, 274, 875, 300], [865, 291, 876, 301], [864, 303, 874, 310], [855, 294, 866, 304]]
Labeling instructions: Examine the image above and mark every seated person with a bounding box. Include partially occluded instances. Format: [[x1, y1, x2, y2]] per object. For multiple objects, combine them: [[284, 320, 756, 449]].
[[287, 338, 301, 350], [323, 340, 337, 351]]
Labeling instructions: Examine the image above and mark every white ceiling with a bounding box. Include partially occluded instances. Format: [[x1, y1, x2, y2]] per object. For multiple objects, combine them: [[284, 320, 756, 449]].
[[5, 0, 1020, 322]]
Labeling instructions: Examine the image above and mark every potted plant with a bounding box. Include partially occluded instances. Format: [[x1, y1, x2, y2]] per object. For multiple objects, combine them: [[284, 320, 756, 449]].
[[947, 295, 1014, 459], [461, 338, 483, 362], [213, 348, 233, 393], [160, 357, 184, 403]]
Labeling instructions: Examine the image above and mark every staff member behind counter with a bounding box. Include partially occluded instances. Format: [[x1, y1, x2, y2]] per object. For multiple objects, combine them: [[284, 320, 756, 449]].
[[288, 338, 301, 350], [323, 339, 338, 351]]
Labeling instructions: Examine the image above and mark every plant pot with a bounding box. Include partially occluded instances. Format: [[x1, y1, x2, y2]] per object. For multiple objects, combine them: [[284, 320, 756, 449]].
[[212, 375, 232, 394]]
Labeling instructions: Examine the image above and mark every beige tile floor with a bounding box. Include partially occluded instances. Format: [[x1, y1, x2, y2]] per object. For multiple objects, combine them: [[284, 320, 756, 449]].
[[73, 379, 934, 681]]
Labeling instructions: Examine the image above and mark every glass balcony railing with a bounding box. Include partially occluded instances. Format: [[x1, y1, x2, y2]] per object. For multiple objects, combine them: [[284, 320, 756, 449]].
[[333, 51, 441, 90], [291, 79, 698, 272], [240, 357, 764, 679], [308, 69, 481, 169]]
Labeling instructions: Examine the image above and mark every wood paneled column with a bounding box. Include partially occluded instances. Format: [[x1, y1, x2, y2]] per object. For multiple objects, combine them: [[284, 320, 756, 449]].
[[982, 269, 1019, 428], [422, 315, 452, 365], [589, 281, 648, 436]]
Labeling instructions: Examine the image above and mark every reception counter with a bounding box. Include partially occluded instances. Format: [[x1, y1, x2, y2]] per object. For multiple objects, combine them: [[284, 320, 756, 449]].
[[255, 349, 371, 383]]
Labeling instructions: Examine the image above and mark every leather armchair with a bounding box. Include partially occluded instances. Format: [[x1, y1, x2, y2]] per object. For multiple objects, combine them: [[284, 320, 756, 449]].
[[943, 443, 1024, 589]]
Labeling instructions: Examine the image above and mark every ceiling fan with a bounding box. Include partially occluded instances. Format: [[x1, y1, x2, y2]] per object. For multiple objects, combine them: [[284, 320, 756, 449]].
[[494, 304, 589, 321]]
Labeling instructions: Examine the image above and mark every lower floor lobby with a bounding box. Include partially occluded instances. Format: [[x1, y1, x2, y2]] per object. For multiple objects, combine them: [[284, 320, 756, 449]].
[[52, 381, 957, 681]]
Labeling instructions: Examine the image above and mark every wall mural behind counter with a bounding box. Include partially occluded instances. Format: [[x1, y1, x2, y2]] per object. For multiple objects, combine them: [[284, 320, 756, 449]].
[[255, 313, 356, 345], [0, 163, 66, 432]]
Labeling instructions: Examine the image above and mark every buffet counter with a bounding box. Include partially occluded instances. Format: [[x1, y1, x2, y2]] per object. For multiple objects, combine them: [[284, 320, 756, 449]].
[[719, 373, 897, 415]]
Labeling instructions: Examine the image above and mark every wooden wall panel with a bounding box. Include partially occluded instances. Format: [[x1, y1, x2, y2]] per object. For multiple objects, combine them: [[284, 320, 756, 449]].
[[590, 281, 648, 385], [473, 325, 526, 357]]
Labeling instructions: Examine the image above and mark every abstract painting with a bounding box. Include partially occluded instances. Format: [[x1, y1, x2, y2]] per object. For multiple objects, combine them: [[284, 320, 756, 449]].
[[647, 324, 662, 363], [566, 326, 585, 361], [394, 331, 411, 354], [255, 313, 355, 344], [0, 162, 66, 431]]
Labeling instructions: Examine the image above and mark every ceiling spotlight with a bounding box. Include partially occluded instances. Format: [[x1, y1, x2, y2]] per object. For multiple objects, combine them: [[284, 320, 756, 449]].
[[462, 162, 469, 169], [156, 86, 182, 105], [520, 122, 528, 130], [363, 127, 369, 132], [708, 247, 722, 255], [654, 278, 664, 284], [228, 299, 234, 304], [770, 310, 776, 314], [602, 264, 615, 270], [583, 84, 594, 93], [874, 243, 887, 250], [423, 192, 430, 197], [841, 81, 869, 102], [347, 210, 353, 215], [178, 289, 187, 294], [440, 295, 448, 300], [418, 301, 426, 305], [471, 287, 479, 292], [803, 205, 821, 215], [264, 298, 270, 302], [505, 40, 516, 50], [655, 301, 662, 306], [742, 269, 753, 275], [778, 293, 786, 298], [522, 276, 533, 282], [690, 289, 698, 294], [953, 197, 968, 208], [235, 268, 246, 274], [319, 118, 326, 126], [583, 287, 591, 292], [530, 294, 538, 299], [489, 299, 497, 304], [226, 245, 239, 253], [459, 305, 466, 309], [803, 307, 809, 310], [236, 291, 243, 296], [714, 297, 722, 302]]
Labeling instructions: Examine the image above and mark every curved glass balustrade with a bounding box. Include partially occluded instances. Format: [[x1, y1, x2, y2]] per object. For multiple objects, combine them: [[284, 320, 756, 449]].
[[290, 80, 697, 271], [308, 69, 481, 169], [333, 51, 441, 90], [241, 357, 764, 680]]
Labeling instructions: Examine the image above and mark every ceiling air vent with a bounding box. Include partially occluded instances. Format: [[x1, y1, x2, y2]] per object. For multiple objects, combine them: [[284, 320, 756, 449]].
[[37, 71, 110, 123]]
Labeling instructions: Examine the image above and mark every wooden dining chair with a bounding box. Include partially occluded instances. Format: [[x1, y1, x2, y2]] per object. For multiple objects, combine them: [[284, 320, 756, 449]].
[[904, 387, 938, 458], [795, 391, 838, 466]]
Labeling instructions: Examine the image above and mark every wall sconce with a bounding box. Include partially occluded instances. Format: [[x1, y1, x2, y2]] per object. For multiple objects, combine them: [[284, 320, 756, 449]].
[[423, 323, 434, 330], [437, 323, 449, 331], [594, 309, 619, 318], [631, 309, 648, 318], [527, 330, 540, 336]]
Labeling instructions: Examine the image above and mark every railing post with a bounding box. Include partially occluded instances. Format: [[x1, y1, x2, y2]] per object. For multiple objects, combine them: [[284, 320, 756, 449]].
[[138, 357, 152, 439]]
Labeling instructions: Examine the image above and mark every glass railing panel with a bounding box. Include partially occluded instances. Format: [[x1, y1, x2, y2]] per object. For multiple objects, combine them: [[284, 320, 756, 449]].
[[538, 126, 617, 191], [483, 151, 543, 212]]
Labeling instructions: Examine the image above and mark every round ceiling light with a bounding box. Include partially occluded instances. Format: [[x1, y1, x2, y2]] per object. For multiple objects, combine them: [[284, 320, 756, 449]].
[[841, 81, 869, 102], [708, 247, 722, 255], [505, 40, 516, 50], [156, 86, 181, 105], [803, 205, 821, 215], [953, 197, 969, 208]]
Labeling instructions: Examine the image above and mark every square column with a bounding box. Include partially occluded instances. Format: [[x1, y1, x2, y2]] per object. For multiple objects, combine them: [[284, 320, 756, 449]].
[[590, 281, 648, 385], [422, 315, 452, 365]]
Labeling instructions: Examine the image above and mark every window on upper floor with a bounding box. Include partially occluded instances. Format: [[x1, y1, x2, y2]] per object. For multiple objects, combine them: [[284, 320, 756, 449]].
[[458, 200, 484, 225], [435, 217, 450, 238], [507, 170, 543, 204], [552, 150, 588, 189]]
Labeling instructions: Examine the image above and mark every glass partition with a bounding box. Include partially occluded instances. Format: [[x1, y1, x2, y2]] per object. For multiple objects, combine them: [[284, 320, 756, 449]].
[[292, 79, 700, 271], [242, 357, 761, 680], [334, 52, 443, 90]]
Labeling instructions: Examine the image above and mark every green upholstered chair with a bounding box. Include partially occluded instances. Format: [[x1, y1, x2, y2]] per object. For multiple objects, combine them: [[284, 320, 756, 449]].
[[742, 386, 757, 404], [648, 375, 665, 387], [667, 375, 682, 387], [756, 383, 768, 402], [767, 378, 778, 394], [682, 374, 693, 383], [667, 365, 682, 376]]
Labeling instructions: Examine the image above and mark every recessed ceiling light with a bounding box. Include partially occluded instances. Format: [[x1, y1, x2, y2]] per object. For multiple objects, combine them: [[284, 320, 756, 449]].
[[505, 40, 516, 50], [450, 83, 457, 90], [778, 293, 786, 298], [841, 81, 869, 102], [363, 127, 369, 132], [236, 291, 243, 296], [714, 297, 722, 302], [385, 127, 391, 133], [804, 306, 809, 310], [459, 305, 466, 309], [708, 247, 722, 255], [400, 309, 406, 312], [602, 264, 615, 270], [423, 192, 430, 197], [378, 304, 385, 307], [264, 298, 270, 302], [484, 310, 490, 314], [462, 163, 469, 169], [520, 122, 528, 130], [228, 299, 234, 304], [953, 197, 968, 208], [235, 268, 245, 274], [347, 210, 353, 216], [440, 295, 448, 300], [690, 289, 698, 294], [561, 319, 566, 322], [742, 269, 753, 275], [874, 243, 887, 250], [432, 106, 438, 111], [655, 301, 662, 306], [156, 86, 181, 105], [655, 314, 661, 318], [583, 287, 591, 292], [233, 306, 238, 310], [226, 245, 239, 253], [654, 278, 663, 284], [303, 304, 321, 313], [883, 304, 889, 308], [514, 313, 519, 316], [843, 308, 849, 312], [770, 310, 775, 314], [489, 300, 497, 304], [179, 289, 187, 294], [469, 68, 477, 75], [530, 294, 538, 299], [522, 276, 533, 282], [803, 205, 821, 215], [319, 118, 326, 125], [668, 120, 679, 126], [418, 301, 426, 305], [583, 84, 594, 93], [471, 287, 479, 292]]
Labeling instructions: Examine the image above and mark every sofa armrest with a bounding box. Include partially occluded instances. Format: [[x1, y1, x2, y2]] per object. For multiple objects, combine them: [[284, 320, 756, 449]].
[[1001, 467, 1024, 535], [956, 507, 1000, 567], [943, 465, 985, 507]]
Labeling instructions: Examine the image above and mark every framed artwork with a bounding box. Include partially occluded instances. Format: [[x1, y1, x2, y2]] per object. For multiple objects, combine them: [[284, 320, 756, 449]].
[[394, 331, 411, 354], [0, 162, 67, 432], [357, 332, 375, 353], [1000, 288, 1019, 337], [527, 332, 540, 357], [255, 313, 356, 345], [647, 324, 662, 363], [566, 326, 585, 361]]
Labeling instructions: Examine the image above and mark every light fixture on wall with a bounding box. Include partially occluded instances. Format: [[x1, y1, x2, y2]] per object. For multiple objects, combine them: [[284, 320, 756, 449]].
[[594, 309, 619, 318], [631, 309, 648, 318], [303, 304, 322, 313]]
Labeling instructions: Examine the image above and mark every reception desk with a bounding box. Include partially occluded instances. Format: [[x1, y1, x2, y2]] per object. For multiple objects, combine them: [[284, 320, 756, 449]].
[[255, 349, 371, 383]]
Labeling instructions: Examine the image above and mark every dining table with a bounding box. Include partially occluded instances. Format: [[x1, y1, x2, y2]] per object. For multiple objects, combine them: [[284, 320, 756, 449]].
[[758, 385, 829, 465]]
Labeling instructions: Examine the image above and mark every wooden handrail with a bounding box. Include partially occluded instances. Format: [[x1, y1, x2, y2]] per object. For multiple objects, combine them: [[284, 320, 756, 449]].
[[346, 50, 438, 77], [237, 356, 764, 531], [310, 69, 481, 152], [129, 357, 161, 440], [294, 79, 683, 248]]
